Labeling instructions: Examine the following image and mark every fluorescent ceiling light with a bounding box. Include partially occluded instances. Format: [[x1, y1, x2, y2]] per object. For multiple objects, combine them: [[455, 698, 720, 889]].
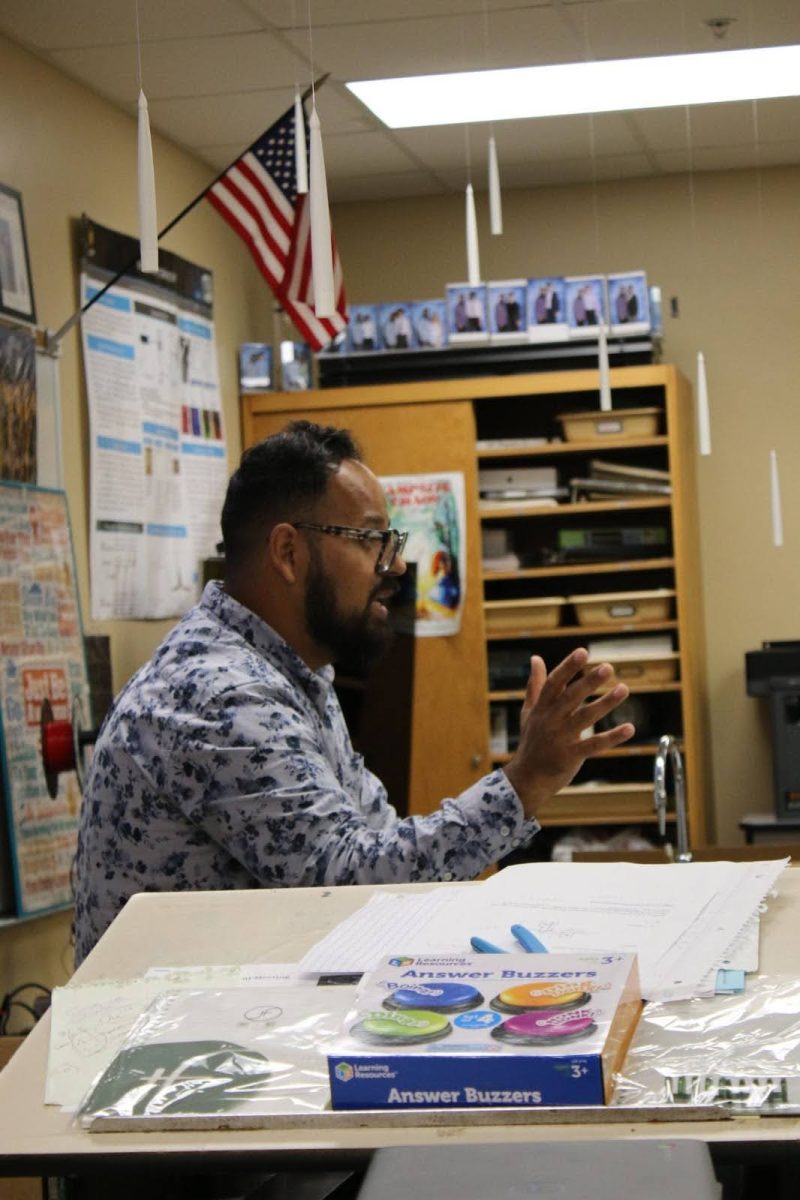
[[347, 44, 800, 128]]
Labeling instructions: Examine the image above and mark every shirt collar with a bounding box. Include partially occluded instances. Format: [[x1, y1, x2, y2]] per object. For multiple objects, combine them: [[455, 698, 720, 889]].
[[200, 580, 334, 707]]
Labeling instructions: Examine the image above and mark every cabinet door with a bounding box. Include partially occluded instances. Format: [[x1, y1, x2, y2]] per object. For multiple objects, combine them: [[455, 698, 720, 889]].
[[246, 399, 490, 816]]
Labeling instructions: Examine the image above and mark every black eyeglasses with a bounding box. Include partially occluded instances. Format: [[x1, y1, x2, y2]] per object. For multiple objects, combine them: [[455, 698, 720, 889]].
[[294, 522, 408, 575]]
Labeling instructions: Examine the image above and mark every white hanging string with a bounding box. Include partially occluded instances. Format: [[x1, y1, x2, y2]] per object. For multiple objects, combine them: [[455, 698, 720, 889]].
[[465, 183, 481, 285], [292, 0, 308, 194], [306, 0, 334, 315], [770, 450, 783, 548], [482, 1, 502, 235], [294, 93, 309, 195], [696, 352, 712, 456], [488, 136, 502, 236], [464, 125, 481, 284], [135, 0, 158, 273], [598, 323, 612, 412]]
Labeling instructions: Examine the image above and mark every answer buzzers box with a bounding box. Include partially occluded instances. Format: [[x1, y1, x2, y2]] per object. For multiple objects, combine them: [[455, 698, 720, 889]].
[[328, 952, 641, 1110]]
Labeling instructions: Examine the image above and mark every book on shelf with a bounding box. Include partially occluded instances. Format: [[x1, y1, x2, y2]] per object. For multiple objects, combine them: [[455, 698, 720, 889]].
[[589, 458, 670, 483], [569, 477, 672, 501], [480, 491, 565, 508], [586, 634, 674, 660], [476, 436, 552, 451], [482, 552, 521, 572]]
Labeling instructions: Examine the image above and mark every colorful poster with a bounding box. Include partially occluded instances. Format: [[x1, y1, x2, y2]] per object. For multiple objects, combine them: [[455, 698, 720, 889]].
[[0, 484, 89, 916], [381, 472, 466, 638]]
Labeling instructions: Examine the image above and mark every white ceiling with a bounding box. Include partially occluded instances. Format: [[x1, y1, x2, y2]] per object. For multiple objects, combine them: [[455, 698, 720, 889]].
[[2, 0, 800, 202]]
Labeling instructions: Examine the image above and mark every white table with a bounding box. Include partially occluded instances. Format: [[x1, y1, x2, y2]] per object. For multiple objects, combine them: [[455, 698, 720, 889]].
[[2, 874, 800, 1179]]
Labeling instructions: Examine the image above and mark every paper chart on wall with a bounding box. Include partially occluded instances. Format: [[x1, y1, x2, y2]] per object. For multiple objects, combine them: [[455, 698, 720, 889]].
[[79, 219, 228, 620]]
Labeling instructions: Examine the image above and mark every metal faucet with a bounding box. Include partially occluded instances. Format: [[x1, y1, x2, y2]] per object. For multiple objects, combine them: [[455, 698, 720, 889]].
[[653, 734, 692, 862]]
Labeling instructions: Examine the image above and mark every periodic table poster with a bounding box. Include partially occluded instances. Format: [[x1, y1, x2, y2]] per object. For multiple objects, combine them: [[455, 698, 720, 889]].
[[0, 483, 89, 915]]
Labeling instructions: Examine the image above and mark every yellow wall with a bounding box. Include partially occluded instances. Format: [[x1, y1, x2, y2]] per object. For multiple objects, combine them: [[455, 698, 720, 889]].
[[331, 172, 800, 844], [0, 33, 271, 991]]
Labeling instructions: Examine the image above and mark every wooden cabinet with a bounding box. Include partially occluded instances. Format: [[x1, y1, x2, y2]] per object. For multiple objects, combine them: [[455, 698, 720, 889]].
[[242, 363, 710, 846]]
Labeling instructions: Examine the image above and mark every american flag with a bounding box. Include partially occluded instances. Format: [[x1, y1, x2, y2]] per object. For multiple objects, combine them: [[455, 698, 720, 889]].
[[206, 104, 347, 352]]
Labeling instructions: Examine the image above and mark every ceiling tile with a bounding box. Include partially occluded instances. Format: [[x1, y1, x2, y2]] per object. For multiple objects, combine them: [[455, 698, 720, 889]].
[[248, 0, 552, 29], [322, 131, 421, 176], [0, 0, 260, 51], [50, 32, 301, 105], [393, 112, 642, 174], [284, 6, 582, 84], [148, 89, 297, 148], [148, 83, 370, 149]]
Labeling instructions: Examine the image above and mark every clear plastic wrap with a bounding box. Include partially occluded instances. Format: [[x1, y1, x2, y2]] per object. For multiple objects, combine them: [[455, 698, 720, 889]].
[[613, 973, 800, 1111], [75, 984, 356, 1131]]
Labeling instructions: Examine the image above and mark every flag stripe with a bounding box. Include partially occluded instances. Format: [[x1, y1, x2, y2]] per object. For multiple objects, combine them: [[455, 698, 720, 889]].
[[224, 164, 291, 258], [204, 103, 347, 352], [207, 187, 285, 288]]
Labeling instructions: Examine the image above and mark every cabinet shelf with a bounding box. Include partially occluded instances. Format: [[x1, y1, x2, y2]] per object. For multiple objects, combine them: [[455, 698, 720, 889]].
[[485, 619, 679, 641], [489, 682, 682, 701], [477, 436, 669, 459], [482, 557, 675, 581], [491, 742, 682, 764], [480, 497, 671, 520]]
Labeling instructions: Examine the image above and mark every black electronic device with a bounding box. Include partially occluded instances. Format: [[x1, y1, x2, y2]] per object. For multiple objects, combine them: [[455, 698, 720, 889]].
[[746, 641, 800, 817], [746, 640, 800, 696]]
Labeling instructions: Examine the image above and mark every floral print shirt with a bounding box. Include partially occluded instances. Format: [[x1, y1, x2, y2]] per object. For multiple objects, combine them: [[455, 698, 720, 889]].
[[73, 582, 538, 963]]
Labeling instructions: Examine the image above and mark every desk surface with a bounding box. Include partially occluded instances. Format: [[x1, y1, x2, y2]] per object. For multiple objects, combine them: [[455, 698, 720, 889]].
[[3, 873, 800, 1173]]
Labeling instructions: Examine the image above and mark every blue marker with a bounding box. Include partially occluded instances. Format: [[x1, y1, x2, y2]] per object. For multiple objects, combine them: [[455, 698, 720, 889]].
[[470, 936, 505, 954], [511, 924, 549, 954]]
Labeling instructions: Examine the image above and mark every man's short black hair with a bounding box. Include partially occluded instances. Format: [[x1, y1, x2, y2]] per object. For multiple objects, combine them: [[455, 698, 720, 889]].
[[221, 420, 362, 568]]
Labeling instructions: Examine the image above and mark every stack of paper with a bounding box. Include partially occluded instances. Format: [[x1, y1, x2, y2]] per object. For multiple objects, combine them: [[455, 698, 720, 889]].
[[298, 861, 788, 1003]]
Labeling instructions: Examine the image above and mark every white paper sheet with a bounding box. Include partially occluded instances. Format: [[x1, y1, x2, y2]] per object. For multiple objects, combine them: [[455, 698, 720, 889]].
[[297, 862, 787, 1003], [297, 887, 472, 974]]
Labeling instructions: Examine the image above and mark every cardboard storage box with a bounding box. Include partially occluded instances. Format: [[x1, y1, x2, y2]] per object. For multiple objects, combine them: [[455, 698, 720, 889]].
[[557, 407, 660, 442], [569, 588, 674, 626], [538, 781, 656, 824], [328, 952, 641, 1110], [484, 596, 565, 633], [592, 653, 680, 685]]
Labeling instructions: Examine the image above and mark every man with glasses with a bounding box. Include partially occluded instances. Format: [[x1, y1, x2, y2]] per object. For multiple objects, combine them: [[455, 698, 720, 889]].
[[74, 420, 634, 964]]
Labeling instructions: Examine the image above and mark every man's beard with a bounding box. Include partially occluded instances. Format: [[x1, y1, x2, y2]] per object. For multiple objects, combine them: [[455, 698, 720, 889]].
[[304, 550, 395, 671]]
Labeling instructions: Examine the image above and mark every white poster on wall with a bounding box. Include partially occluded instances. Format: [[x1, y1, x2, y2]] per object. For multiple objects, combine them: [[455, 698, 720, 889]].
[[80, 265, 227, 620]]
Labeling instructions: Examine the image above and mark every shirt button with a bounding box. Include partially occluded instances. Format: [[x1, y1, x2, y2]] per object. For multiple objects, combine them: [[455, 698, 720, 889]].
[[511, 838, 521, 847], [500, 825, 511, 837], [443, 872, 453, 881]]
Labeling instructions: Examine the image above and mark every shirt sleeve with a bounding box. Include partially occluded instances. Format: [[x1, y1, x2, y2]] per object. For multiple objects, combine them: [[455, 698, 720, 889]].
[[165, 680, 540, 888]]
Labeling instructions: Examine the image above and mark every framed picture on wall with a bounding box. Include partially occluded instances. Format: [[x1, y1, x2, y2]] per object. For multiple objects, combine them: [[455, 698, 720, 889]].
[[0, 183, 36, 325]]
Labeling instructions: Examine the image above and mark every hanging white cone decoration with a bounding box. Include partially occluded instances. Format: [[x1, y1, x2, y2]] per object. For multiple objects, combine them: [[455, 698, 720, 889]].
[[294, 90, 308, 195], [488, 134, 502, 236], [309, 102, 335, 317], [598, 323, 612, 411], [465, 183, 481, 285], [696, 351, 712, 456], [770, 449, 784, 548], [137, 89, 159, 272]]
